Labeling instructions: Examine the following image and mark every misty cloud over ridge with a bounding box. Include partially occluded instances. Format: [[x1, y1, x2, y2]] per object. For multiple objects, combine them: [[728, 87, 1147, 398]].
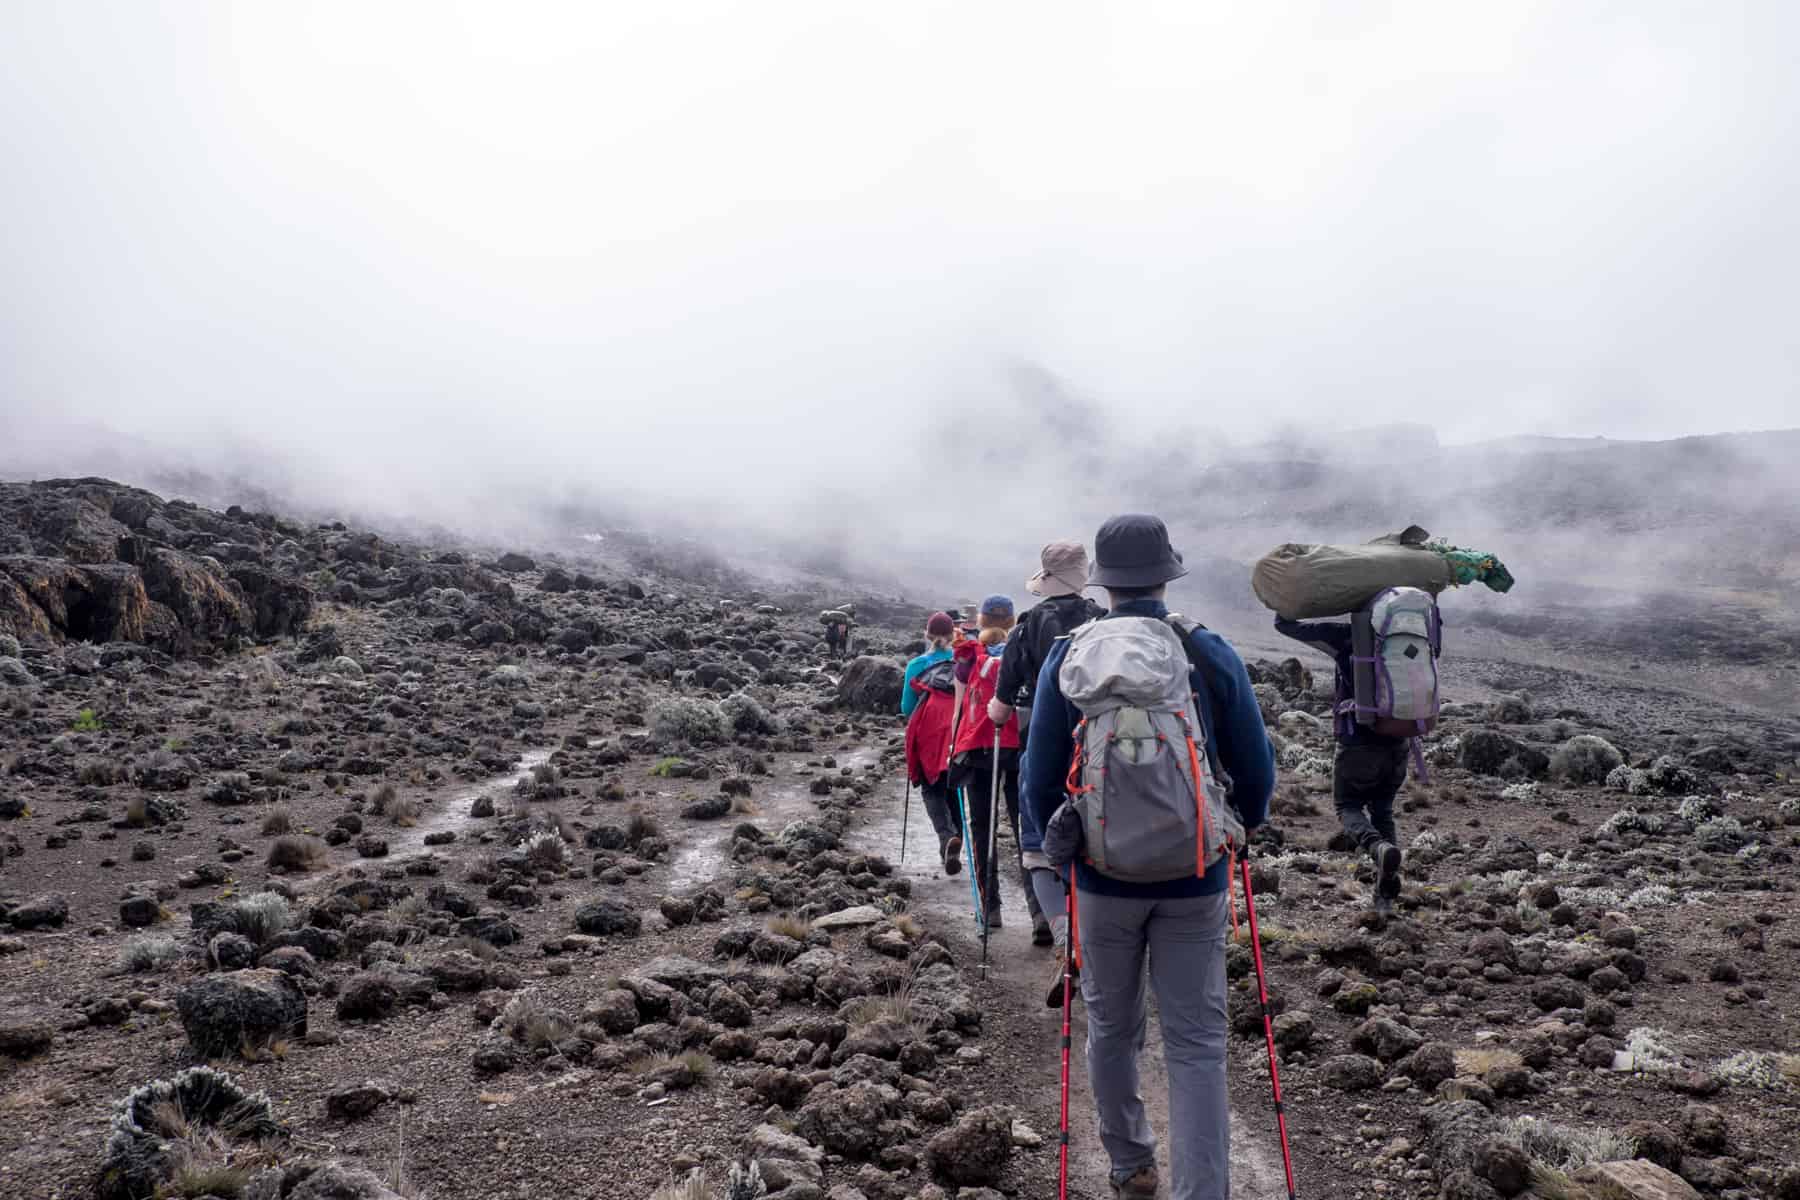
[[4, 2, 1799, 572]]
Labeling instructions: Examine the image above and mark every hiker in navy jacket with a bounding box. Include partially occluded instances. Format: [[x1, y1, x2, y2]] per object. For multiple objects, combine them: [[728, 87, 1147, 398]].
[[1020, 514, 1274, 1200]]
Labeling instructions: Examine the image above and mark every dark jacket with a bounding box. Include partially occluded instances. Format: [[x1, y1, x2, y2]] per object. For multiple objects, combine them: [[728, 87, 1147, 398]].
[[1021, 598, 1275, 899], [1273, 616, 1413, 747], [996, 594, 1103, 710]]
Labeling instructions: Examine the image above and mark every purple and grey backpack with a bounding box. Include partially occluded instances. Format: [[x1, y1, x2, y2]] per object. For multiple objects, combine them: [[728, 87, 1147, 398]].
[[1347, 586, 1442, 738]]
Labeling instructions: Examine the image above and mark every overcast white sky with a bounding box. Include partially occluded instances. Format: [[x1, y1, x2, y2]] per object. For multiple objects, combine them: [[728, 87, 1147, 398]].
[[2, 2, 1797, 531]]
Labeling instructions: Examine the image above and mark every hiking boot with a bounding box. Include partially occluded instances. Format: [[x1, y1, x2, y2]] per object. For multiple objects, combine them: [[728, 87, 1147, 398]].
[[1373, 841, 1402, 895], [943, 836, 962, 875], [1112, 1166, 1159, 1198], [985, 907, 1003, 930], [1045, 950, 1080, 1008], [1372, 893, 1395, 915], [1032, 915, 1054, 947]]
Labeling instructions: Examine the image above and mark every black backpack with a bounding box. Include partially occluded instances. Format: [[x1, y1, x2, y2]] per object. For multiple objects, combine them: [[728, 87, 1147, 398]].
[[915, 658, 957, 694]]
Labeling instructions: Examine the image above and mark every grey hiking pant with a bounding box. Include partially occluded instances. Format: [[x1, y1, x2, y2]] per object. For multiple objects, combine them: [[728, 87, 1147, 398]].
[[1078, 888, 1231, 1200], [918, 779, 961, 851], [1029, 867, 1069, 947]]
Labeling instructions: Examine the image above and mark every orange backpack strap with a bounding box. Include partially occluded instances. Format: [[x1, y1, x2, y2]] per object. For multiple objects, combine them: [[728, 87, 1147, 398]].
[[1064, 718, 1090, 794], [1182, 712, 1210, 878]]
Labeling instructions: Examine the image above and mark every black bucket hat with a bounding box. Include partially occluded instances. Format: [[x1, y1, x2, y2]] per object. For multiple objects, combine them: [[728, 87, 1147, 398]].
[[1087, 513, 1188, 589]]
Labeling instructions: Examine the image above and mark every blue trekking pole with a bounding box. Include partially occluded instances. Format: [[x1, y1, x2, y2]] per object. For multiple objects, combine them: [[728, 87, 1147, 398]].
[[958, 787, 986, 921]]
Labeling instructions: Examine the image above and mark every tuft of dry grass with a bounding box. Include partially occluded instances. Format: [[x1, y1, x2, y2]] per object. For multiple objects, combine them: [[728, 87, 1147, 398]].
[[166, 1160, 252, 1199], [371, 782, 398, 814], [260, 807, 293, 836], [892, 914, 922, 941], [386, 792, 421, 827], [118, 935, 182, 973], [450, 935, 498, 961], [648, 1171, 712, 1200], [147, 1097, 193, 1139], [125, 796, 149, 827], [267, 834, 327, 872], [626, 805, 660, 847], [386, 1111, 427, 1199], [628, 1050, 714, 1089], [728, 792, 760, 817], [498, 992, 573, 1050], [765, 913, 811, 941], [1529, 1166, 1596, 1200], [1455, 1047, 1524, 1077]]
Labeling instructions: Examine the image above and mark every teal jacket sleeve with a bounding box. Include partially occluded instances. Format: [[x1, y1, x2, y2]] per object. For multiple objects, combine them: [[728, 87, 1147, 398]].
[[899, 656, 925, 718]]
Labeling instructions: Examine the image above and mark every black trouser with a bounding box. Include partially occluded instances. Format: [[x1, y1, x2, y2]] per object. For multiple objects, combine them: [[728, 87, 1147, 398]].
[[953, 749, 1037, 921], [918, 778, 961, 851], [1334, 740, 1408, 893]]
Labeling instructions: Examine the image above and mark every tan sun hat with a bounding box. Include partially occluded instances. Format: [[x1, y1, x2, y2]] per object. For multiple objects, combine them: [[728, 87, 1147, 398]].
[[1026, 540, 1089, 597]]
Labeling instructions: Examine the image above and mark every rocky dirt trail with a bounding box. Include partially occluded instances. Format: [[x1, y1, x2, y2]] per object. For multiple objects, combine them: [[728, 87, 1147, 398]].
[[4, 477, 1800, 1200]]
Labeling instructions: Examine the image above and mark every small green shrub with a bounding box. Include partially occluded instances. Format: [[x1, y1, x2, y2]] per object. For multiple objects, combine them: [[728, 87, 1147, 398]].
[[649, 698, 728, 749], [73, 708, 104, 733]]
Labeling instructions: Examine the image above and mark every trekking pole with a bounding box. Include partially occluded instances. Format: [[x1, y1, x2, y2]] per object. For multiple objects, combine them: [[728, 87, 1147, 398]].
[[1057, 864, 1076, 1200], [981, 726, 1001, 973], [900, 779, 912, 864], [1240, 851, 1299, 1200], [958, 787, 987, 932]]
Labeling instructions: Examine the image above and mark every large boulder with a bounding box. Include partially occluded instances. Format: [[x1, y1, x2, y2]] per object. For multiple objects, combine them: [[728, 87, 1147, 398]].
[[6, 893, 70, 930], [228, 564, 315, 639], [0, 557, 151, 644], [0, 1009, 55, 1058], [176, 969, 308, 1056], [245, 1162, 405, 1200], [924, 1105, 1014, 1186], [1459, 729, 1548, 780], [573, 898, 642, 937], [794, 1082, 899, 1159], [1550, 735, 1625, 785], [1573, 1160, 1703, 1200], [836, 656, 903, 714], [1320, 1053, 1384, 1091], [138, 547, 254, 651]]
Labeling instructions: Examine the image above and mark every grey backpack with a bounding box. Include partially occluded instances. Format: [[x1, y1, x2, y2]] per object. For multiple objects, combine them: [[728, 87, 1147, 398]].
[[1348, 586, 1441, 738], [1057, 616, 1243, 883]]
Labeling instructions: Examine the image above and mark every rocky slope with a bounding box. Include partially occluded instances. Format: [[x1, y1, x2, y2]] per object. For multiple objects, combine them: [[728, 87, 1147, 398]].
[[1, 477, 1798, 1200]]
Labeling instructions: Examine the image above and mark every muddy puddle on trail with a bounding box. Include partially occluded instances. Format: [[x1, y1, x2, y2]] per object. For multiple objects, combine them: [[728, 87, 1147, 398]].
[[390, 747, 555, 856], [666, 746, 881, 892], [853, 770, 1290, 1200]]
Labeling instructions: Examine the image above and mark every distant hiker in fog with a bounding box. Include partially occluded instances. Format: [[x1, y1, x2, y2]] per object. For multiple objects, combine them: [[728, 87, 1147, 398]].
[[1277, 606, 1436, 913], [948, 595, 1021, 931], [902, 612, 966, 874], [991, 540, 1104, 949], [820, 605, 854, 660], [1022, 514, 1274, 1200]]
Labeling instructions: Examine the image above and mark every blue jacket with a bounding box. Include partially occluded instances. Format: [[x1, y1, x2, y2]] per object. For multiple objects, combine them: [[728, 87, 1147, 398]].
[[899, 647, 952, 718], [1021, 598, 1275, 898]]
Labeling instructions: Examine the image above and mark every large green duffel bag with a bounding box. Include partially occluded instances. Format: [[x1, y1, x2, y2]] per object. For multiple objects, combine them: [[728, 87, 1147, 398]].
[[1252, 526, 1452, 620]]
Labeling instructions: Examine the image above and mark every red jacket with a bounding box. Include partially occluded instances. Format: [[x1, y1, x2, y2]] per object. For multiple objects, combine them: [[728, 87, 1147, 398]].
[[951, 643, 1021, 758], [904, 681, 957, 785]]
